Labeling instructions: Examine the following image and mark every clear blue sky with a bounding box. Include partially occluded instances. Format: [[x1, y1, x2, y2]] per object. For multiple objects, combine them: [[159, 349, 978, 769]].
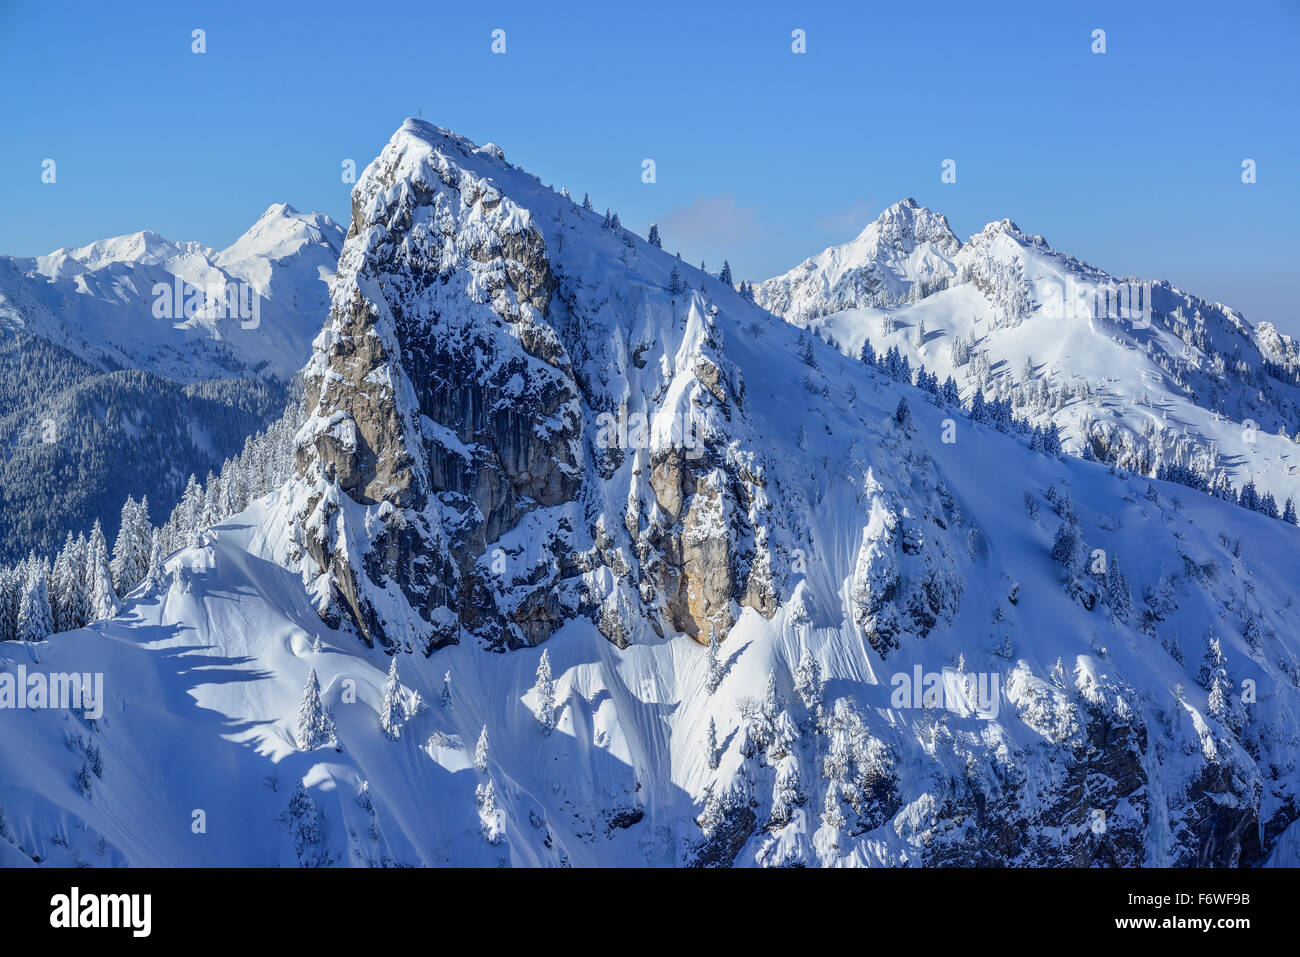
[[3, 0, 1297, 330]]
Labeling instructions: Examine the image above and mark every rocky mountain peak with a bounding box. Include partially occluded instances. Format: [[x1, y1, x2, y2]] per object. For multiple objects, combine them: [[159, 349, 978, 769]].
[[862, 198, 962, 257], [752, 198, 961, 323], [278, 119, 789, 654]]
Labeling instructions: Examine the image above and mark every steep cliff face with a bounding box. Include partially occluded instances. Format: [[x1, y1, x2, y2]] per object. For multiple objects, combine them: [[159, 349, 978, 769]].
[[288, 122, 584, 652], [285, 120, 776, 653]]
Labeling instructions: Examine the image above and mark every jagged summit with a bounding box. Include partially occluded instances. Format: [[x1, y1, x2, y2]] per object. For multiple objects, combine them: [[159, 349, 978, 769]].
[[753, 198, 961, 323], [34, 229, 211, 276], [280, 118, 758, 654], [964, 216, 1052, 252], [864, 198, 961, 257]]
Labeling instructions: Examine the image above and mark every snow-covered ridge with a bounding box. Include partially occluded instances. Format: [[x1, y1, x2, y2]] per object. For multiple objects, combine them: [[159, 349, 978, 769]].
[[753, 198, 962, 322], [764, 199, 1300, 520], [0, 204, 345, 382]]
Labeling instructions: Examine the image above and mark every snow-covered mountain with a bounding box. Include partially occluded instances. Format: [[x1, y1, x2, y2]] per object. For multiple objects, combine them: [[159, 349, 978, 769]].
[[753, 198, 961, 323], [758, 204, 1300, 518], [0, 206, 344, 560], [0, 204, 344, 382], [4, 121, 1300, 868]]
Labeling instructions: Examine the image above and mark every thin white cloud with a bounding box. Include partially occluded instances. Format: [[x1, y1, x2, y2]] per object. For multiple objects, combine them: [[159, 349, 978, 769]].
[[816, 198, 877, 235], [658, 194, 762, 247]]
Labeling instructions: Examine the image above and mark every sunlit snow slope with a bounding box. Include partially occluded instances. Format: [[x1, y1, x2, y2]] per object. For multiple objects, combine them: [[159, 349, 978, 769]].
[[758, 204, 1300, 515]]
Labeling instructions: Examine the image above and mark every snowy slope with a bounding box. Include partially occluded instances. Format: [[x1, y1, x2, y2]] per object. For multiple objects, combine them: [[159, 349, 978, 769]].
[[760, 206, 1300, 515], [0, 204, 344, 382], [2, 122, 1299, 868]]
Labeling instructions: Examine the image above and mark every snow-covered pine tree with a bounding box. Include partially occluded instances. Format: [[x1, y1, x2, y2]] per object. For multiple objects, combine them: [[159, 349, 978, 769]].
[[706, 716, 719, 770], [1242, 612, 1263, 655], [283, 780, 322, 866], [199, 471, 221, 530], [177, 474, 203, 547], [894, 396, 913, 429], [109, 495, 151, 595], [218, 463, 238, 517], [51, 534, 81, 633], [648, 223, 661, 248], [819, 781, 845, 845], [472, 777, 488, 809], [896, 350, 912, 384], [1239, 480, 1259, 512], [768, 709, 798, 762], [697, 783, 726, 841], [296, 668, 336, 750], [533, 649, 556, 734], [770, 749, 803, 828], [439, 671, 452, 710], [705, 628, 724, 695], [47, 556, 65, 631], [796, 329, 818, 369], [474, 725, 490, 771], [16, 555, 54, 643], [1199, 636, 1227, 689], [86, 521, 119, 622], [142, 529, 165, 592], [941, 376, 961, 406], [0, 566, 19, 643], [1050, 520, 1081, 576], [356, 780, 379, 841], [379, 658, 406, 741], [719, 260, 733, 286], [794, 648, 822, 717], [1204, 648, 1243, 733], [70, 534, 89, 629], [1260, 491, 1279, 519], [1106, 555, 1132, 621], [108, 495, 134, 592], [669, 261, 685, 295], [858, 337, 876, 367], [824, 721, 853, 800], [1169, 633, 1186, 667], [762, 668, 781, 724], [475, 778, 501, 844]]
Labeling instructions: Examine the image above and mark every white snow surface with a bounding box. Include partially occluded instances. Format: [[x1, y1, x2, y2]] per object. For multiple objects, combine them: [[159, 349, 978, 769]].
[[0, 204, 344, 381], [759, 205, 1300, 513]]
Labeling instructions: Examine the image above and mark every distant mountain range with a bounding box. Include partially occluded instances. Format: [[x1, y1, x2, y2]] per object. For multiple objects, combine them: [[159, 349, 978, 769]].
[[757, 198, 1300, 516], [0, 205, 343, 560]]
